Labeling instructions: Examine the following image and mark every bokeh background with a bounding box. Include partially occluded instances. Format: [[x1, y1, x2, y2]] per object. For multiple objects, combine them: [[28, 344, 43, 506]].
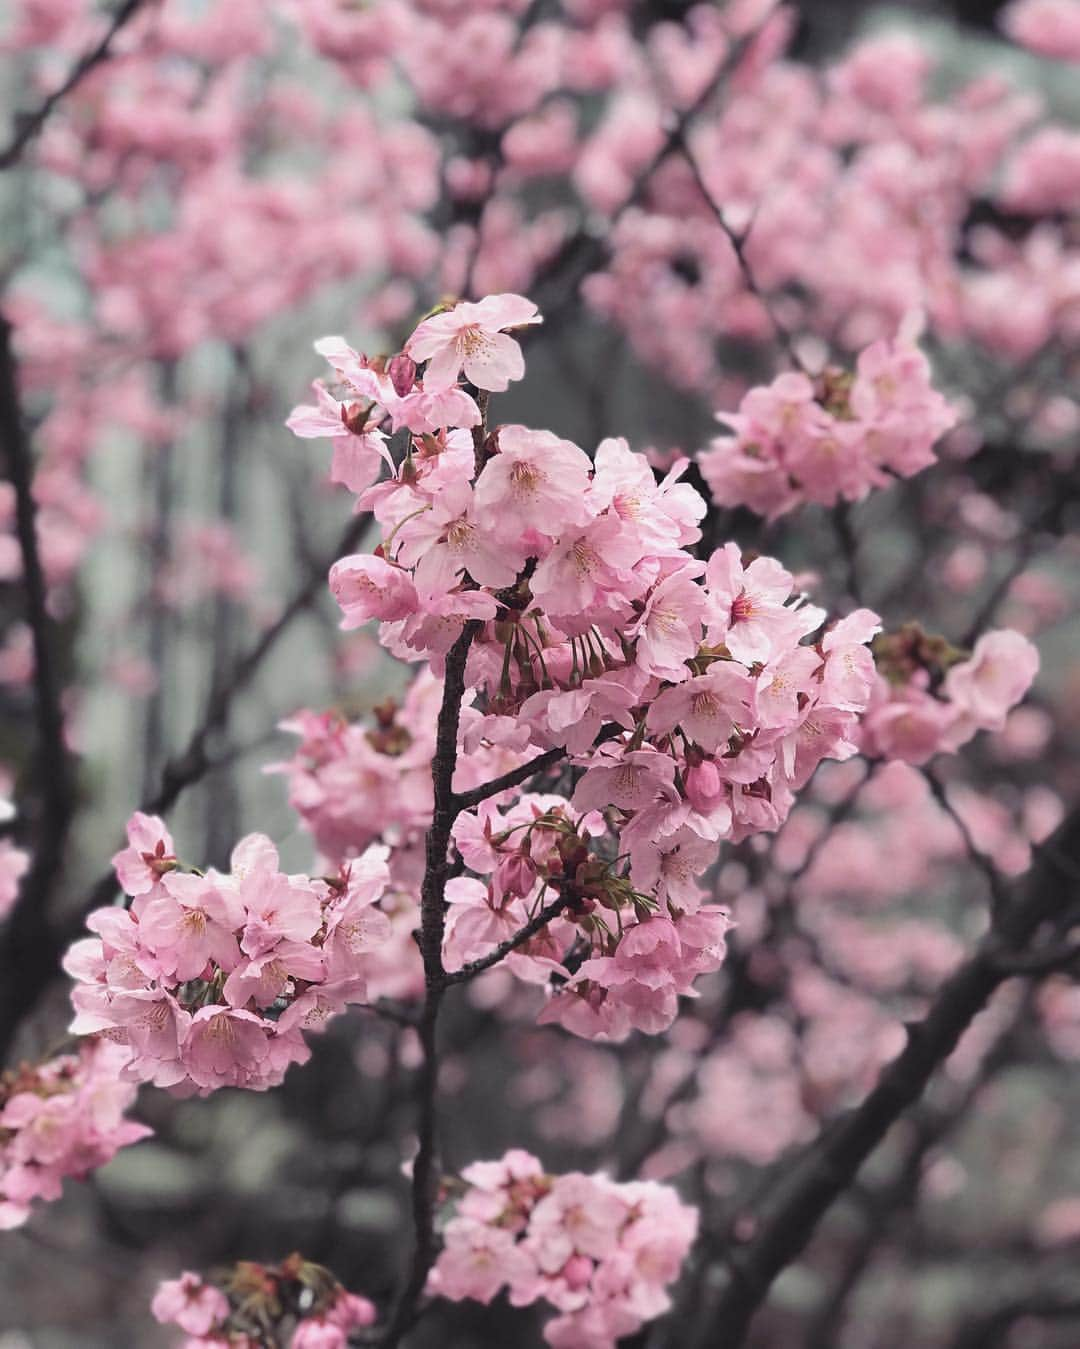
[[1, 0, 1078, 1345]]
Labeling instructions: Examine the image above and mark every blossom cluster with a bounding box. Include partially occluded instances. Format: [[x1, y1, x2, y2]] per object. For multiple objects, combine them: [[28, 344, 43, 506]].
[[287, 293, 890, 1039], [699, 331, 957, 519], [861, 626, 1040, 766], [65, 813, 393, 1093], [0, 1039, 150, 1229], [152, 1253, 375, 1349], [428, 1149, 697, 1349]]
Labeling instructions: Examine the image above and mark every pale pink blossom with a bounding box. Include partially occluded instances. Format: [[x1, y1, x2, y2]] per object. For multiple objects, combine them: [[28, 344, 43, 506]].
[[405, 294, 541, 392]]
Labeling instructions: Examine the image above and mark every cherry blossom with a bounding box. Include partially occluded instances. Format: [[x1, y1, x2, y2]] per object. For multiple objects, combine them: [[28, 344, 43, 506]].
[[404, 293, 541, 392]]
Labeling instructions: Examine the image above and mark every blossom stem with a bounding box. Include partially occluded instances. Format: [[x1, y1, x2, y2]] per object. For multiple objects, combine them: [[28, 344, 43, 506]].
[[443, 889, 574, 987]]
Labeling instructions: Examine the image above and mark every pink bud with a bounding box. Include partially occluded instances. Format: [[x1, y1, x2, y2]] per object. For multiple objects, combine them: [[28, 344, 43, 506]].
[[684, 759, 725, 814], [388, 353, 417, 398], [561, 1255, 594, 1291]]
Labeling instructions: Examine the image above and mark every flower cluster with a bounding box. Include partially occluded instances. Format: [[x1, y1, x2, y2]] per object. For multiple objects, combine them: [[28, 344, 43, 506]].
[[151, 1253, 375, 1348], [698, 332, 957, 520], [862, 626, 1040, 766], [285, 292, 895, 1041], [286, 295, 892, 1039], [428, 1149, 697, 1349], [286, 293, 540, 499], [65, 813, 392, 1093], [0, 1039, 150, 1228]]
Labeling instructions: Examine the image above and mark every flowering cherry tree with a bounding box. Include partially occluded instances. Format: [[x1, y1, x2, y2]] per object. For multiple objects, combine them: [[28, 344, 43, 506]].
[[0, 1, 1078, 1347]]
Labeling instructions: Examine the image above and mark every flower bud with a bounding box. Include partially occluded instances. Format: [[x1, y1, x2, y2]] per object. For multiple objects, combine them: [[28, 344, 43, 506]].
[[684, 759, 725, 814], [388, 353, 417, 397], [561, 1254, 594, 1291]]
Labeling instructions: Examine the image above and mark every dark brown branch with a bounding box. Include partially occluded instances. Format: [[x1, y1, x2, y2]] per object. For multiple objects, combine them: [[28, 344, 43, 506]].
[[380, 619, 481, 1348], [832, 503, 863, 605], [0, 315, 77, 1062], [699, 805, 1080, 1348], [443, 888, 572, 986], [803, 992, 1031, 1349], [452, 746, 566, 812], [0, 0, 145, 171]]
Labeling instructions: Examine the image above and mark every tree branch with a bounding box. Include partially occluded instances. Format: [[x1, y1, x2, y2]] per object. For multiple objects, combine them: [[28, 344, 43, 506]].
[[675, 136, 807, 374], [698, 805, 1080, 1348], [76, 510, 374, 916], [443, 888, 572, 987], [379, 618, 481, 1348], [0, 314, 77, 1061], [0, 0, 146, 171]]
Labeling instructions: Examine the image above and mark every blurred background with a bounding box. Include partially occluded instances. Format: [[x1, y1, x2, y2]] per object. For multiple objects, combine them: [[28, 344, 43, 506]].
[[0, 0, 1078, 1344]]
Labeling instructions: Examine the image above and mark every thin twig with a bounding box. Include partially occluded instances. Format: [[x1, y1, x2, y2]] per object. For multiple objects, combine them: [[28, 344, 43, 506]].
[[444, 889, 572, 986], [74, 510, 373, 917], [922, 764, 1012, 923], [0, 0, 146, 170], [676, 137, 807, 374], [453, 724, 622, 813]]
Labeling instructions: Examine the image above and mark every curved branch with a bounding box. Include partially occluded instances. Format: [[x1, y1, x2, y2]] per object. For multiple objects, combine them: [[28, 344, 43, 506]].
[[0, 0, 146, 171], [443, 889, 572, 987], [699, 805, 1080, 1348]]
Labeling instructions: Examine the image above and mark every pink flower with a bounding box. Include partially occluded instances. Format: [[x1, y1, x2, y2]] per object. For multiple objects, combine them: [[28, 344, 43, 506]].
[[1001, 0, 1080, 60], [285, 381, 392, 494], [151, 1273, 229, 1336], [183, 1007, 272, 1092], [629, 825, 715, 911], [112, 812, 177, 897], [630, 565, 707, 682], [646, 665, 754, 750], [683, 759, 727, 815], [290, 1320, 347, 1349], [820, 609, 881, 710], [0, 1042, 150, 1228], [395, 479, 527, 592], [705, 543, 823, 665], [442, 876, 524, 971], [325, 1289, 377, 1330], [944, 629, 1040, 733], [525, 1174, 627, 1269], [330, 554, 418, 627], [141, 872, 245, 981], [429, 1218, 537, 1303], [473, 425, 593, 541], [405, 293, 541, 392], [571, 747, 677, 814], [530, 513, 643, 616]]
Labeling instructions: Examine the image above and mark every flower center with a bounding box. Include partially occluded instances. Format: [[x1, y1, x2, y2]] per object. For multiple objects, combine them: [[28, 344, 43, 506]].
[[730, 591, 755, 624], [571, 539, 597, 577], [458, 325, 492, 359], [509, 459, 542, 496]]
